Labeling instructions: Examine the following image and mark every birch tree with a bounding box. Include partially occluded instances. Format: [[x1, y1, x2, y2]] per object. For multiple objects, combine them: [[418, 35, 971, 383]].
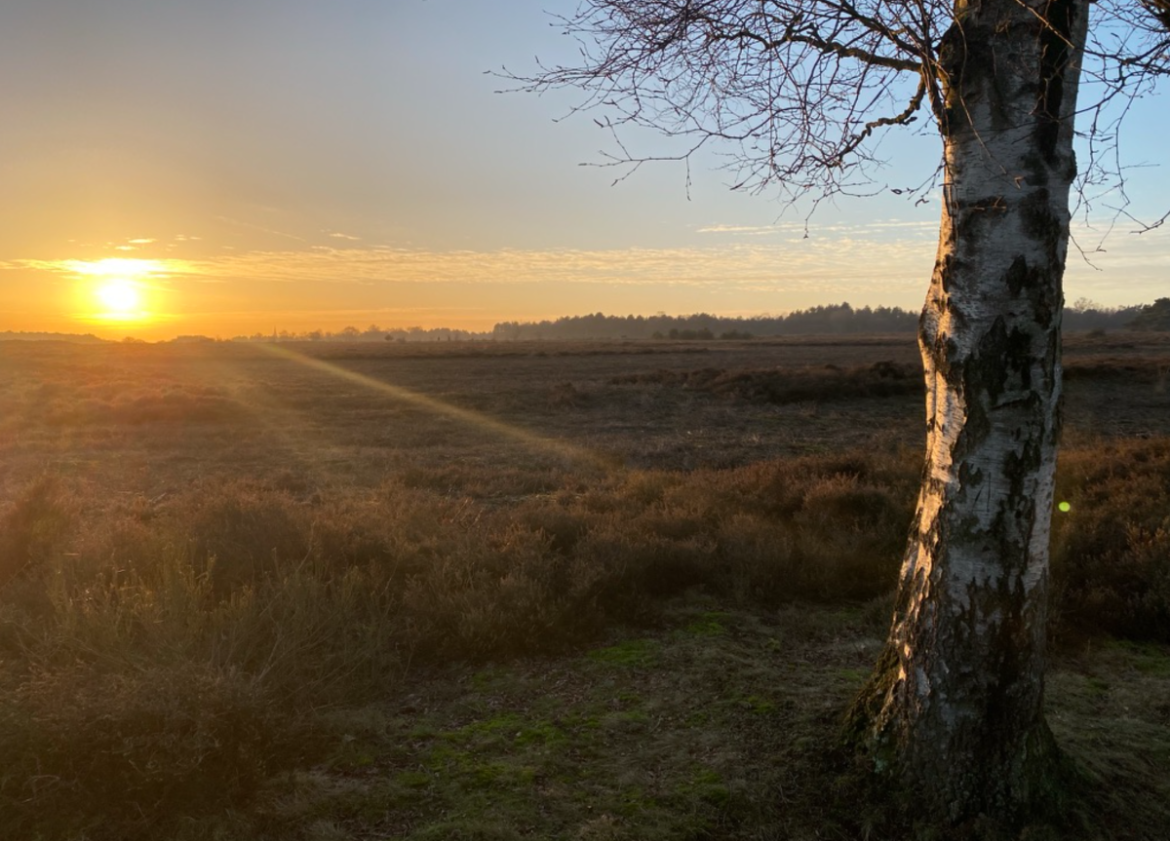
[[513, 0, 1170, 824]]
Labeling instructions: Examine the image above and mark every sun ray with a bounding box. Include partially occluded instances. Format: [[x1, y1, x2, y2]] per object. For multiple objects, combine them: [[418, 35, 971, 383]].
[[258, 343, 614, 470]]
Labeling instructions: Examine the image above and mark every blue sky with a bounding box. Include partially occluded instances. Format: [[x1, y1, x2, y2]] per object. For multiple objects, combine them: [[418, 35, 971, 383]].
[[1, 0, 1166, 338]]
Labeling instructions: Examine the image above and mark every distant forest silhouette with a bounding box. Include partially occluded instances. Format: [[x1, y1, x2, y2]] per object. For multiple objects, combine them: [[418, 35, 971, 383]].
[[227, 299, 1162, 343], [490, 303, 916, 340], [0, 331, 106, 343], [1, 300, 1165, 344]]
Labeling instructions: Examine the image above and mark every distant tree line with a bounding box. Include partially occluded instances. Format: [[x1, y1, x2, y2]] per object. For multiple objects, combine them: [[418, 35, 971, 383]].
[[229, 324, 479, 343], [0, 331, 105, 343], [1124, 298, 1170, 331], [220, 299, 1165, 343], [490, 300, 1170, 341], [5, 300, 1160, 346], [490, 303, 919, 340], [1062, 298, 1147, 333]]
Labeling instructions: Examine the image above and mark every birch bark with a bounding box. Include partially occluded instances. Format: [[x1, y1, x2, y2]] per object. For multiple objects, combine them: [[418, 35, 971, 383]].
[[851, 0, 1091, 820]]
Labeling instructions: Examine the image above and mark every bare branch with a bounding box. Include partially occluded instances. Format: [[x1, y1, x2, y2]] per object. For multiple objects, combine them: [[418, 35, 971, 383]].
[[500, 0, 1168, 227]]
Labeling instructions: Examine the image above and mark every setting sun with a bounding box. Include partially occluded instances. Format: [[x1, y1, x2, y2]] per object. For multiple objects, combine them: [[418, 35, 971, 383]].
[[59, 257, 170, 326], [96, 279, 141, 315]]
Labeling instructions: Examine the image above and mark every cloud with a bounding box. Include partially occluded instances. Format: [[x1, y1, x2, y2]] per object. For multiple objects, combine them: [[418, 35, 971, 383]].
[[215, 216, 306, 242], [14, 258, 197, 283], [124, 236, 933, 298], [184, 305, 489, 320], [697, 218, 937, 238], [695, 224, 788, 236], [10, 216, 1163, 311], [0, 218, 945, 298], [327, 231, 362, 241]]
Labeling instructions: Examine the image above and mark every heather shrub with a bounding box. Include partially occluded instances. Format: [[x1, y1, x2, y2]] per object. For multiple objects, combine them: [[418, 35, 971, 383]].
[[38, 384, 243, 426], [0, 476, 76, 587], [548, 381, 589, 408], [180, 483, 314, 595], [609, 361, 923, 405], [3, 439, 1169, 838], [398, 523, 602, 658], [1051, 438, 1170, 640], [0, 663, 291, 841], [520, 504, 595, 553]]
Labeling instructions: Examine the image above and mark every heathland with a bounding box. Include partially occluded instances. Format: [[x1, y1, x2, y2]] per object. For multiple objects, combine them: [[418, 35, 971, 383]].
[[1, 333, 1169, 840]]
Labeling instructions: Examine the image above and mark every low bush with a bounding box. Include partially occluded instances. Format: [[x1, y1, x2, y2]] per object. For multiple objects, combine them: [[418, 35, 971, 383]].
[[609, 360, 923, 404], [1050, 438, 1170, 641], [2, 440, 1169, 837], [0, 663, 295, 841], [0, 476, 76, 587]]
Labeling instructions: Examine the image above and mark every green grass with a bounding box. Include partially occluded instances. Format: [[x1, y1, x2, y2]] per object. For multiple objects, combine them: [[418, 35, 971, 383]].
[[240, 603, 1170, 841], [257, 601, 864, 841], [587, 639, 659, 667]]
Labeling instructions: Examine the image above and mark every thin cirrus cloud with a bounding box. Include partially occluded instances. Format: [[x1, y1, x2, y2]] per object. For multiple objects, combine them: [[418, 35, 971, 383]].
[[4, 224, 938, 321], [16, 257, 190, 280], [173, 216, 940, 289], [697, 219, 939, 237], [7, 213, 941, 289], [8, 214, 1160, 317], [695, 224, 789, 236], [153, 239, 937, 290]]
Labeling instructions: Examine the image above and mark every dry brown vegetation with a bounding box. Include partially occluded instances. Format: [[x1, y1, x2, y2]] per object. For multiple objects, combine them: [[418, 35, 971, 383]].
[[0, 334, 1168, 840]]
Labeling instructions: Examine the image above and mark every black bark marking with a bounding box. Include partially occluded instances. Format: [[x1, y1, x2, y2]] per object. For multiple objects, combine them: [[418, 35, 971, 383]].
[[1006, 327, 1035, 392], [957, 197, 1008, 257], [999, 248, 1060, 329], [959, 460, 984, 488], [1005, 256, 1030, 297], [936, 21, 968, 134], [970, 317, 1012, 403], [1020, 189, 1059, 242], [936, 253, 954, 295], [1037, 0, 1077, 163], [946, 296, 970, 332]]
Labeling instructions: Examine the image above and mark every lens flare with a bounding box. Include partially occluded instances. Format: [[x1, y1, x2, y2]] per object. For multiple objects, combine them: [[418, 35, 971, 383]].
[[258, 343, 613, 470]]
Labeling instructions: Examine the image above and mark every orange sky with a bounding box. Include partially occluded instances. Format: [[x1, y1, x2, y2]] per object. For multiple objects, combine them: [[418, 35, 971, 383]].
[[2, 1, 1167, 341]]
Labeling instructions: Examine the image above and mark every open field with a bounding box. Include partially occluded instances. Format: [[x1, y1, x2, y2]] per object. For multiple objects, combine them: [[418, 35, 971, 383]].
[[1, 333, 1169, 839]]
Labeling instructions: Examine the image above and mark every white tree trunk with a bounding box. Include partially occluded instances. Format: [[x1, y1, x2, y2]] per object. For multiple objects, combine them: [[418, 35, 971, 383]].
[[852, 0, 1090, 821]]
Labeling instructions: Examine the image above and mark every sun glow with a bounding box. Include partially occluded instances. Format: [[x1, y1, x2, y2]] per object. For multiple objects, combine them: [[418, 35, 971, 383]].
[[96, 279, 142, 316], [63, 257, 165, 324]]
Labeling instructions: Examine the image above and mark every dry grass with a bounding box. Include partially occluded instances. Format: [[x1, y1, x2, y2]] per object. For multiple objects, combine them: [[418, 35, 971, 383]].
[[0, 335, 1169, 839]]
